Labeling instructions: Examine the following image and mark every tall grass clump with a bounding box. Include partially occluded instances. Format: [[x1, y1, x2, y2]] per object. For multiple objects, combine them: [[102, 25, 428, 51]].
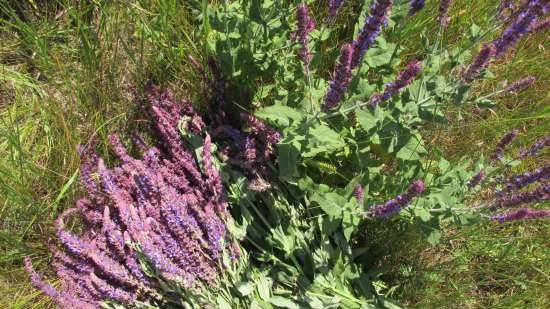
[[2, 0, 549, 308]]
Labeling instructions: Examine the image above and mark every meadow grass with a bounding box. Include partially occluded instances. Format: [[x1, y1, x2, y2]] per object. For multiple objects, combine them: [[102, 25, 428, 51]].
[[0, 0, 548, 308]]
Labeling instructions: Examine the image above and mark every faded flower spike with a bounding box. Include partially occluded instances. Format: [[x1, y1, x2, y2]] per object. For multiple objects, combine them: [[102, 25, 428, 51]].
[[491, 129, 519, 162], [354, 185, 365, 203], [409, 0, 425, 16], [351, 0, 393, 68], [491, 208, 550, 223], [368, 180, 425, 218], [505, 76, 536, 93], [370, 60, 422, 106], [462, 43, 495, 83], [531, 16, 550, 32], [468, 169, 486, 188], [519, 135, 550, 158], [323, 44, 354, 111], [327, 0, 346, 22], [437, 0, 453, 27], [503, 166, 550, 192], [498, 183, 550, 208]]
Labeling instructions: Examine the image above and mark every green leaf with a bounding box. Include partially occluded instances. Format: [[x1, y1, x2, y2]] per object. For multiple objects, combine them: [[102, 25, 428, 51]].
[[426, 229, 442, 246], [255, 105, 304, 127], [268, 296, 299, 309], [311, 192, 346, 219], [302, 124, 346, 158], [356, 109, 379, 132], [236, 281, 254, 296], [217, 295, 233, 309], [396, 134, 427, 161], [277, 142, 300, 180]]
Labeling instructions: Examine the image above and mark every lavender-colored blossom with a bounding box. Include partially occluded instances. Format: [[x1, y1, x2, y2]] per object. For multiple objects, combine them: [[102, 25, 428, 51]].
[[368, 180, 425, 218], [491, 129, 519, 162], [497, 183, 550, 208], [370, 60, 422, 106], [490, 207, 550, 222], [26, 85, 237, 308], [492, 0, 549, 57], [322, 43, 354, 111], [505, 76, 536, 93], [503, 166, 550, 192], [351, 0, 393, 68], [462, 43, 495, 83], [353, 185, 365, 203], [327, 0, 346, 22], [468, 169, 486, 188], [519, 135, 550, 158], [437, 0, 453, 27], [295, 4, 316, 74], [409, 0, 425, 15]]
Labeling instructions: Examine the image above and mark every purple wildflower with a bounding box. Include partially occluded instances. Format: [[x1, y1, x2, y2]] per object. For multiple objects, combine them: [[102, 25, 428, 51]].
[[503, 166, 550, 192], [368, 180, 425, 218], [519, 135, 550, 158], [351, 0, 393, 68], [322, 43, 354, 111], [504, 76, 536, 93], [437, 0, 453, 27], [328, 0, 346, 22], [370, 60, 422, 106], [491, 129, 519, 162], [468, 169, 486, 188], [492, 0, 549, 57], [497, 183, 550, 208], [295, 4, 316, 74], [490, 207, 550, 222], [462, 43, 495, 83], [409, 0, 425, 15], [353, 185, 365, 203]]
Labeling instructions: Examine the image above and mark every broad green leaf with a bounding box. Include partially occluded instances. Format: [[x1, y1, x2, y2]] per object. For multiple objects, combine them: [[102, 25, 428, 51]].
[[302, 124, 346, 158], [277, 142, 300, 179], [255, 105, 304, 127], [356, 109, 379, 132], [236, 281, 254, 296], [268, 296, 299, 309]]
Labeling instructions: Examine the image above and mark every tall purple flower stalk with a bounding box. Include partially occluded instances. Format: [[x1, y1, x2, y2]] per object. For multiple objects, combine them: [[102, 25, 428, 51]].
[[492, 0, 549, 57], [25, 85, 237, 309], [497, 183, 550, 208], [491, 129, 519, 162], [370, 60, 422, 106], [327, 0, 346, 22], [437, 0, 453, 27], [295, 4, 316, 74], [409, 0, 425, 16], [491, 208, 550, 222], [503, 166, 550, 192], [354, 185, 365, 203], [505, 76, 536, 93], [462, 43, 495, 83], [351, 0, 393, 68], [322, 44, 354, 111], [519, 135, 550, 158], [368, 180, 425, 218]]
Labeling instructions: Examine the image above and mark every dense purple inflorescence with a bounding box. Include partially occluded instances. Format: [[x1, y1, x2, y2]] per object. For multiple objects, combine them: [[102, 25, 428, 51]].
[[370, 60, 422, 106], [25, 85, 237, 308], [409, 0, 425, 15], [351, 0, 393, 68], [354, 185, 365, 203], [497, 183, 550, 208], [491, 129, 519, 162], [295, 4, 316, 74], [323, 44, 354, 111], [492, 0, 549, 57], [519, 135, 550, 158], [437, 0, 453, 27], [505, 76, 536, 93], [368, 180, 425, 218], [503, 166, 550, 192], [491, 207, 550, 222], [468, 169, 486, 188], [531, 16, 550, 32]]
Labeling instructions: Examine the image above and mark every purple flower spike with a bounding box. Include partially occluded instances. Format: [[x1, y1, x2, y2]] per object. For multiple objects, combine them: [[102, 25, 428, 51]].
[[409, 0, 425, 16], [491, 208, 550, 223], [370, 60, 422, 106], [492, 0, 548, 57], [468, 169, 486, 188], [322, 43, 354, 111], [504, 166, 550, 192], [353, 185, 365, 203], [498, 183, 550, 208], [519, 135, 550, 158], [505, 76, 536, 93], [491, 129, 519, 162], [531, 16, 550, 32], [328, 0, 346, 22], [351, 0, 393, 69], [295, 3, 316, 74], [368, 180, 425, 218], [437, 0, 453, 27], [462, 43, 495, 83]]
